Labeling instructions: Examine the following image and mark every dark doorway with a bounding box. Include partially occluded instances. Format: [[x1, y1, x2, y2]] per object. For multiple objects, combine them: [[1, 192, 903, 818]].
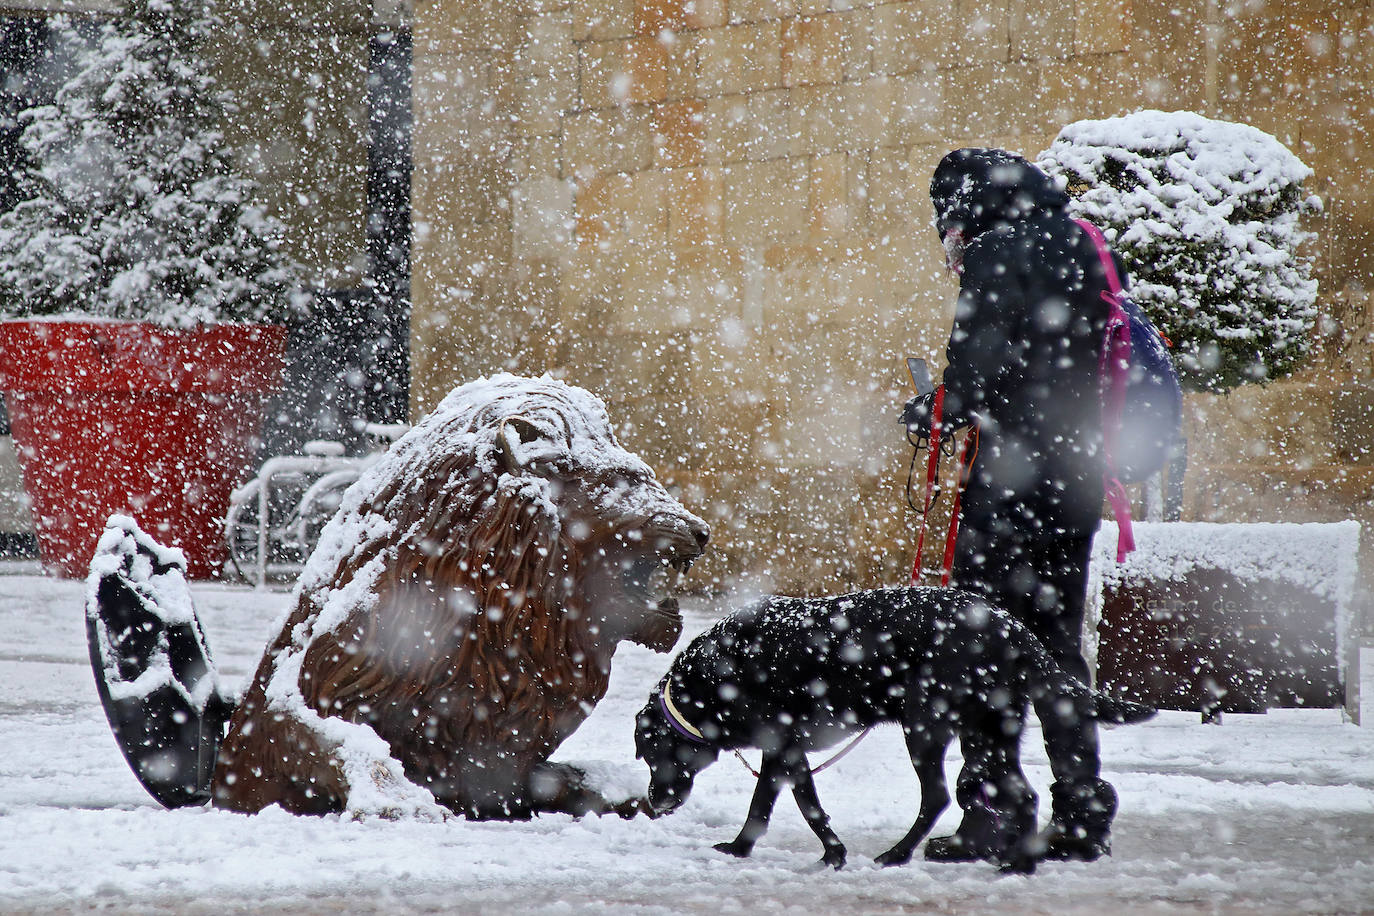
[[365, 26, 412, 425], [0, 16, 48, 214], [264, 26, 412, 456]]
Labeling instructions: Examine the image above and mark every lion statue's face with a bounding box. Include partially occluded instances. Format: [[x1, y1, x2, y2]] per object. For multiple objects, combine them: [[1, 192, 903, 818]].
[[492, 402, 709, 653]]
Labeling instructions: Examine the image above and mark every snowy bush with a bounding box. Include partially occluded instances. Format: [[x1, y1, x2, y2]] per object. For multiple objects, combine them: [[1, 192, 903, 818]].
[[0, 0, 306, 327], [1038, 110, 1321, 394]]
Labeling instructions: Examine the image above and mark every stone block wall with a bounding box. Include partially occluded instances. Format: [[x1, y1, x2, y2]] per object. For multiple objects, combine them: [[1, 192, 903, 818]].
[[410, 0, 1374, 598], [208, 0, 372, 289]]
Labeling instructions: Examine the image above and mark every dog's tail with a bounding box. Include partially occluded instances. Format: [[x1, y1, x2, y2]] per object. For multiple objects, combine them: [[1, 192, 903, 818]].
[[1012, 621, 1156, 728], [1091, 692, 1156, 725], [85, 515, 237, 808]]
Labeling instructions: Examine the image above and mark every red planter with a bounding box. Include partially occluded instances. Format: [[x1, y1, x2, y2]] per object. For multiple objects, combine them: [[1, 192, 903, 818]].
[[0, 319, 286, 578]]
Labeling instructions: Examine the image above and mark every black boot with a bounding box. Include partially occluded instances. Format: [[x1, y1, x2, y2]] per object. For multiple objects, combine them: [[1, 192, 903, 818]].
[[1039, 821, 1110, 861], [1040, 779, 1117, 861], [925, 776, 1038, 873], [923, 834, 984, 862], [926, 832, 1036, 874]]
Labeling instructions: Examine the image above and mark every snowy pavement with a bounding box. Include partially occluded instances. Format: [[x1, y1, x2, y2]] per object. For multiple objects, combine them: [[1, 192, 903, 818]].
[[2, 568, 1373, 914]]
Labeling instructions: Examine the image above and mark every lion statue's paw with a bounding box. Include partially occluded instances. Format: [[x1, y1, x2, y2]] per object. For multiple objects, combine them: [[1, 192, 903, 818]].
[[343, 758, 449, 823], [531, 760, 651, 819]]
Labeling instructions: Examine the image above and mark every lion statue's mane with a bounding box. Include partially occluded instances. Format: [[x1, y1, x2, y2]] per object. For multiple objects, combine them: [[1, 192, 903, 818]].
[[212, 375, 708, 818]]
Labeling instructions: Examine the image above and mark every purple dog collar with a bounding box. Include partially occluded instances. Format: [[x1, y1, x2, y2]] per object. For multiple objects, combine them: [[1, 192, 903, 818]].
[[659, 682, 709, 744]]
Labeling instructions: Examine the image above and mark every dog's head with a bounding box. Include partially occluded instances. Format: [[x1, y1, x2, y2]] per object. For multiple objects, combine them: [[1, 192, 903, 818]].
[[634, 687, 719, 816]]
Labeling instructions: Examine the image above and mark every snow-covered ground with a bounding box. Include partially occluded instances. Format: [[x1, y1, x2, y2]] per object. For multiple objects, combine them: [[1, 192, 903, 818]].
[[2, 567, 1372, 914]]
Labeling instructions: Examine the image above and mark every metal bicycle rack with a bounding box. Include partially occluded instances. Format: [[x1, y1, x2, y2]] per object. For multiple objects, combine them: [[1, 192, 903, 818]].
[[224, 424, 407, 587]]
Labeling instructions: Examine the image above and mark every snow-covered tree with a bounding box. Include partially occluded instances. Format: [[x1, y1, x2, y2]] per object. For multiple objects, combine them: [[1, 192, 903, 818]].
[[0, 0, 306, 327], [1038, 110, 1321, 394]]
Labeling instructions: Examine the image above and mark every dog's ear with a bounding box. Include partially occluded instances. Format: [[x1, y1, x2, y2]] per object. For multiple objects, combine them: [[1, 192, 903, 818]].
[[634, 711, 655, 759]]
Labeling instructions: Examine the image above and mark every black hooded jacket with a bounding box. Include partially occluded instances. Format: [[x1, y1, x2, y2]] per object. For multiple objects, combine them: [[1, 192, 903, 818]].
[[929, 148, 1111, 538]]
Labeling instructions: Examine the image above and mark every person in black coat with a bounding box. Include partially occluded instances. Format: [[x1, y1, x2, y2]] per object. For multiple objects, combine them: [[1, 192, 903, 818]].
[[902, 147, 1119, 863]]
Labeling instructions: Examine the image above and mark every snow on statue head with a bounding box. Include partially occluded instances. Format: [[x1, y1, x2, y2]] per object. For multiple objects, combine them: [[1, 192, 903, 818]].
[[212, 374, 709, 819]]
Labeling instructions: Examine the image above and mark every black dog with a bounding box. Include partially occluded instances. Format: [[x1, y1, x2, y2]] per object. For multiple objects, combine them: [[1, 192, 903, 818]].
[[634, 586, 1153, 873]]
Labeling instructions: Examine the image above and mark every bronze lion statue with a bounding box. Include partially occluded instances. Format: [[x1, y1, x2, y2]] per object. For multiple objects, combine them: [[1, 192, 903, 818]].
[[86, 375, 708, 819]]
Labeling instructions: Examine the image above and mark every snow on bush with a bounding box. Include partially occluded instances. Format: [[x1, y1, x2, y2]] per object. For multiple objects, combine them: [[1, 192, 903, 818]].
[[0, 0, 306, 327], [1038, 110, 1321, 394]]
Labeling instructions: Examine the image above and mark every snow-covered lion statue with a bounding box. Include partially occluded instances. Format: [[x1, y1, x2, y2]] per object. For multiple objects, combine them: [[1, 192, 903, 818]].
[[87, 375, 709, 819]]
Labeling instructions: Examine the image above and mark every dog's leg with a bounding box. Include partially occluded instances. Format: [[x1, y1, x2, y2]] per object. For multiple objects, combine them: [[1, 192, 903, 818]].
[[876, 723, 953, 867], [786, 754, 846, 870], [713, 752, 786, 859], [967, 715, 1039, 875]]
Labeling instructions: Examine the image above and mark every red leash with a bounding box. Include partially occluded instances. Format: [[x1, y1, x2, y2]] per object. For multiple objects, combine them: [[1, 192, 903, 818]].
[[909, 384, 978, 587]]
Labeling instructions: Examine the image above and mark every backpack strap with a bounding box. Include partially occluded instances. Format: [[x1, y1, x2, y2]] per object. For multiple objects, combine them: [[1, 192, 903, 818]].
[[1076, 218, 1125, 297], [1074, 218, 1136, 562]]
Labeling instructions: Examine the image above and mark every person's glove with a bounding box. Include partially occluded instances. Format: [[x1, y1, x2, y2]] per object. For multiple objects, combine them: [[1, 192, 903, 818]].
[[899, 391, 935, 439]]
